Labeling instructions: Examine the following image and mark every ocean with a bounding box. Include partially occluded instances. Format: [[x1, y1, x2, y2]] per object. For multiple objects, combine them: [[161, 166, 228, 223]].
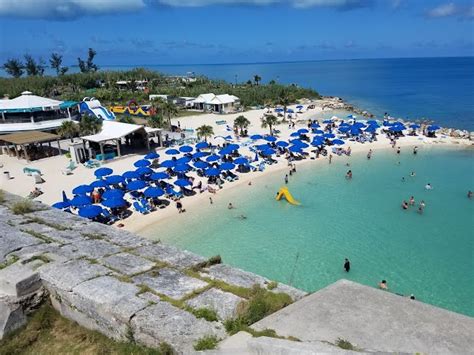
[[103, 57, 474, 131], [142, 146, 474, 317]]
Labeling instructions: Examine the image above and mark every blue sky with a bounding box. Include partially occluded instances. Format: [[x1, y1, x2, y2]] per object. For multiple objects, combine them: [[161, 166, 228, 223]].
[[0, 0, 473, 65]]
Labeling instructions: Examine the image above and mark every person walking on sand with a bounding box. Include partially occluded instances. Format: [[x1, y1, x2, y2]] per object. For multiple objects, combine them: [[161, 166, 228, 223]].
[[329, 154, 333, 164], [344, 258, 351, 272], [209, 197, 213, 205], [397, 146, 401, 154], [176, 200, 185, 213]]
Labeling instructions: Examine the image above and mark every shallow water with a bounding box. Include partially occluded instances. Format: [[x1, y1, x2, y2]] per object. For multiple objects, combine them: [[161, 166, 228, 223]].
[[143, 147, 474, 316]]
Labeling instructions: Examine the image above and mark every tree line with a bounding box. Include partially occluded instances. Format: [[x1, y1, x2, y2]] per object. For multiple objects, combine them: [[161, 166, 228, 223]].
[[2, 48, 99, 78]]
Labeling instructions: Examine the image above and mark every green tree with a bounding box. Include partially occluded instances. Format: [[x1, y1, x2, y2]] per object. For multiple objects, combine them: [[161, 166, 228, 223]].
[[24, 55, 45, 76], [159, 100, 179, 128], [2, 58, 24, 78], [253, 75, 261, 86], [50, 53, 68, 76], [196, 125, 214, 142], [57, 121, 78, 142], [261, 115, 279, 136], [234, 115, 250, 136], [147, 114, 165, 128], [79, 114, 102, 135], [277, 88, 293, 120], [78, 48, 98, 73]]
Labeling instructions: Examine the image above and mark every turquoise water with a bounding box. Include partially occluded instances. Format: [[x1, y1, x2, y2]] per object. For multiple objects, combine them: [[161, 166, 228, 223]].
[[144, 147, 474, 316]]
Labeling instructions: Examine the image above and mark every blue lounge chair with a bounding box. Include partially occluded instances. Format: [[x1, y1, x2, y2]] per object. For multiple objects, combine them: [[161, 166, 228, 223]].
[[139, 198, 153, 211], [133, 201, 149, 215], [102, 208, 119, 223]]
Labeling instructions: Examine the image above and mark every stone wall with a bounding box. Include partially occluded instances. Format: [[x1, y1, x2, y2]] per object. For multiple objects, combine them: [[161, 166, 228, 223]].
[[0, 192, 306, 353]]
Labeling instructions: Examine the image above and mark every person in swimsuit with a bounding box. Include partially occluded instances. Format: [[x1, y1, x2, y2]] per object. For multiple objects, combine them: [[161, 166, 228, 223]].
[[344, 258, 351, 272]]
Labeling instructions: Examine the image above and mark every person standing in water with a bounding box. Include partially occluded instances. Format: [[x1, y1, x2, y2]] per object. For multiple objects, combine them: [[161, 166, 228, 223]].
[[409, 196, 415, 206], [468, 190, 473, 199], [379, 280, 389, 290], [284, 174, 289, 184], [413, 146, 418, 155], [346, 170, 353, 179], [329, 154, 333, 164], [344, 258, 351, 272], [397, 146, 401, 154], [367, 149, 372, 160]]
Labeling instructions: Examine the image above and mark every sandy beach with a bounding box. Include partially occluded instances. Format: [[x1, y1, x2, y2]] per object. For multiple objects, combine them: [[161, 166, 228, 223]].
[[0, 101, 471, 237]]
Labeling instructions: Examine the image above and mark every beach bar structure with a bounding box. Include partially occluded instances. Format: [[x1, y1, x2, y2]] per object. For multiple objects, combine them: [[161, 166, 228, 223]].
[[192, 93, 240, 113], [0, 91, 79, 134], [80, 121, 162, 162], [0, 131, 62, 161]]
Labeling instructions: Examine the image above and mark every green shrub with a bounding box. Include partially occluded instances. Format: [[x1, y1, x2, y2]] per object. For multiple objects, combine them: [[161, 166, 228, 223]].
[[11, 200, 36, 214], [0, 255, 19, 269], [267, 281, 278, 290], [193, 335, 219, 351], [336, 338, 355, 350], [192, 308, 218, 322]]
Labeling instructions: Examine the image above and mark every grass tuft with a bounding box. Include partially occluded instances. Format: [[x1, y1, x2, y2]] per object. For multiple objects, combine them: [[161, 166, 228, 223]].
[[193, 335, 219, 351], [21, 229, 55, 244], [267, 281, 278, 290], [192, 308, 218, 322], [336, 338, 355, 350], [11, 200, 36, 214], [191, 255, 222, 272], [0, 255, 19, 270]]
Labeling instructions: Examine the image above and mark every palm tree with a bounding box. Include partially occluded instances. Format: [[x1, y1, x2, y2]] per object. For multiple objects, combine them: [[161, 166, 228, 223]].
[[3, 58, 24, 78], [234, 115, 250, 136], [261, 115, 279, 136], [79, 114, 102, 136], [158, 100, 179, 128], [196, 125, 214, 142], [253, 75, 261, 86], [57, 121, 78, 142], [277, 89, 293, 121], [147, 114, 165, 128]]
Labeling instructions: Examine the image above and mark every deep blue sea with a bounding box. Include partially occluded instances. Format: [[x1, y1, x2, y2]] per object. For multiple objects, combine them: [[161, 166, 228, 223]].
[[103, 57, 474, 130]]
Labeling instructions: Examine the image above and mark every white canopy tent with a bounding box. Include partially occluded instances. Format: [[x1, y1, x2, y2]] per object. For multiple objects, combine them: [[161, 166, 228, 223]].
[[0, 91, 62, 111]]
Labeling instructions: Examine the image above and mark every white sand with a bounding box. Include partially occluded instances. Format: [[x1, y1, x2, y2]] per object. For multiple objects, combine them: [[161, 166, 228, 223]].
[[0, 103, 471, 236]]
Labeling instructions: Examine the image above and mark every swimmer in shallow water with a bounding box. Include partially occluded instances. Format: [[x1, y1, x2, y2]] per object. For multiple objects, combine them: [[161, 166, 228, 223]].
[[237, 215, 247, 220]]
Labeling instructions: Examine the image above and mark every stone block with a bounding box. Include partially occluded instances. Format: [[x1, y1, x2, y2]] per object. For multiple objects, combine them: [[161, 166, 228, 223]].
[[0, 301, 26, 340], [131, 301, 226, 353], [58, 239, 120, 259], [0, 224, 44, 262], [186, 288, 244, 321], [0, 263, 41, 297], [101, 253, 155, 275], [39, 259, 111, 291], [134, 244, 206, 269], [134, 268, 208, 299]]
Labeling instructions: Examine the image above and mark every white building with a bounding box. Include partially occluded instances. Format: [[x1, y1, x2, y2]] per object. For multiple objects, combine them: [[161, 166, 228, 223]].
[[0, 91, 79, 134], [192, 93, 240, 113]]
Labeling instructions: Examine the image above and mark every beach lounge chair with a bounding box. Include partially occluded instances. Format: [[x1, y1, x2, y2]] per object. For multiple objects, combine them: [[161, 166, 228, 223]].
[[215, 120, 227, 125], [84, 160, 101, 169], [23, 167, 41, 176], [165, 186, 183, 199], [139, 198, 153, 211], [102, 208, 119, 224], [32, 172, 44, 184], [133, 201, 149, 215]]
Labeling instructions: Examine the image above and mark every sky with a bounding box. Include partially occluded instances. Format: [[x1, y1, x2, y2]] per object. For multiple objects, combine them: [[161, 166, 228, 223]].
[[0, 0, 473, 66]]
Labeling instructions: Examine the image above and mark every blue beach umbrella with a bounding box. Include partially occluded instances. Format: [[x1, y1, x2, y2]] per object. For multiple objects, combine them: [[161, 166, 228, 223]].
[[72, 184, 93, 195], [205, 168, 221, 176], [122, 171, 140, 180], [323, 119, 333, 124], [262, 148, 276, 155], [256, 143, 271, 151], [389, 125, 404, 132], [70, 195, 92, 207], [174, 164, 191, 172], [134, 159, 151, 168], [151, 172, 170, 180], [323, 133, 335, 139], [347, 114, 354, 119], [310, 123, 320, 129], [193, 160, 209, 169], [367, 119, 378, 125], [220, 162, 235, 170], [52, 201, 70, 209], [427, 125, 441, 131], [410, 124, 421, 129], [94, 167, 113, 178], [106, 175, 125, 185], [264, 136, 277, 142], [227, 143, 240, 151], [353, 122, 366, 128], [289, 146, 303, 153], [127, 180, 147, 190], [206, 154, 220, 162], [350, 126, 361, 135], [312, 129, 324, 135], [294, 141, 309, 149], [296, 105, 304, 109], [290, 132, 301, 137], [274, 108, 284, 113], [298, 128, 309, 134], [102, 198, 127, 208], [250, 134, 263, 140], [135, 167, 153, 176], [144, 187, 165, 198], [144, 151, 160, 160], [219, 147, 234, 156], [174, 178, 192, 187], [338, 126, 351, 133], [332, 139, 345, 145], [102, 189, 125, 199], [179, 145, 193, 153], [192, 151, 208, 159], [365, 125, 377, 133], [196, 141, 209, 149], [165, 148, 180, 155], [79, 205, 102, 218], [287, 108, 294, 113], [90, 180, 107, 189], [176, 156, 192, 164], [160, 160, 176, 168], [234, 157, 249, 165], [276, 141, 289, 147]]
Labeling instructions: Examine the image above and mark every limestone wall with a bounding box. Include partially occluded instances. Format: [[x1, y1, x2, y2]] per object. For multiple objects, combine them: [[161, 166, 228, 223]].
[[0, 192, 306, 353]]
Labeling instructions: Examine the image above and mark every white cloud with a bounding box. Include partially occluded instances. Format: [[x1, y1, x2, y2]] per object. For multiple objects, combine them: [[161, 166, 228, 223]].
[[0, 0, 145, 19], [427, 2, 458, 18], [156, 0, 371, 7]]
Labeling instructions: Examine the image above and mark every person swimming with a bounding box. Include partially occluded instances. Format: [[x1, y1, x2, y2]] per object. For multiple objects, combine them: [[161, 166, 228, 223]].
[[346, 170, 353, 179], [379, 280, 389, 290], [409, 196, 415, 206], [413, 146, 418, 155], [402, 200, 409, 210], [401, 177, 405, 182], [410, 171, 416, 177], [228, 203, 234, 209], [425, 183, 433, 190], [237, 214, 247, 220], [468, 190, 473, 199]]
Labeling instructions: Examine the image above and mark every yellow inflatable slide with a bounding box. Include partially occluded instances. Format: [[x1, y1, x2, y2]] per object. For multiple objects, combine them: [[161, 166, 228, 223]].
[[276, 186, 300, 205]]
